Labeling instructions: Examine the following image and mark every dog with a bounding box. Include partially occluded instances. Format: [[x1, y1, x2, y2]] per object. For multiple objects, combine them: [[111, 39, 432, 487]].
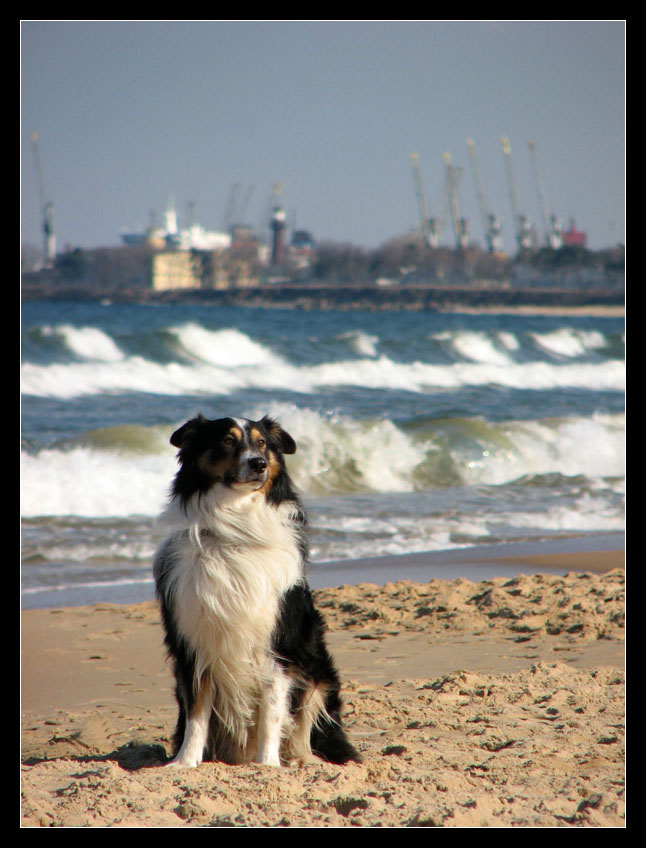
[[153, 413, 360, 767]]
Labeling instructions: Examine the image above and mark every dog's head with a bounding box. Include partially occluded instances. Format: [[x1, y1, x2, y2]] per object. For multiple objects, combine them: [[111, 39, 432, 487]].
[[169, 414, 297, 501]]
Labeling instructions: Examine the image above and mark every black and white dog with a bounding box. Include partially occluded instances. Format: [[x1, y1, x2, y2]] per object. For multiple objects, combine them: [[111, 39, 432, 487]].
[[153, 414, 359, 767]]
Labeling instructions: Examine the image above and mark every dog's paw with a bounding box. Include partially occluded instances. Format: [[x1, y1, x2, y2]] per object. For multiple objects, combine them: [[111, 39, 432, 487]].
[[253, 753, 282, 767], [166, 756, 201, 768]]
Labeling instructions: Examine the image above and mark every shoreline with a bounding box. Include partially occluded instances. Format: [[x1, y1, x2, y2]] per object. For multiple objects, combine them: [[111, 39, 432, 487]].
[[20, 533, 625, 611], [21, 536, 625, 827], [308, 532, 625, 589], [21, 283, 624, 317], [439, 303, 624, 317]]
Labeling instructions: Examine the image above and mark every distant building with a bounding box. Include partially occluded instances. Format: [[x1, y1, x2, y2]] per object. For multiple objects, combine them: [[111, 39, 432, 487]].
[[270, 206, 287, 266], [291, 230, 316, 252], [121, 198, 232, 252], [150, 249, 259, 291], [561, 219, 587, 247], [289, 229, 316, 273]]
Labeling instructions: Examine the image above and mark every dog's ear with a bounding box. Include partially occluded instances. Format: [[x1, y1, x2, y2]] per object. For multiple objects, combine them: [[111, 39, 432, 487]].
[[261, 416, 296, 455], [170, 414, 206, 448]]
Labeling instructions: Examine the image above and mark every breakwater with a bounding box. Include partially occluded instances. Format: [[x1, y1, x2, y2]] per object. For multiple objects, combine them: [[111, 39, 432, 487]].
[[22, 281, 624, 313]]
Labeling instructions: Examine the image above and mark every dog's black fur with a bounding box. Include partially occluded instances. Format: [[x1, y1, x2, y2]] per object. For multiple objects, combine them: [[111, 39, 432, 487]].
[[153, 414, 359, 766]]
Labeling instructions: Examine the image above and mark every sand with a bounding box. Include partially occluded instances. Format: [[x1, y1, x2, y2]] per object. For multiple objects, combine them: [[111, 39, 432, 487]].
[[21, 558, 625, 828]]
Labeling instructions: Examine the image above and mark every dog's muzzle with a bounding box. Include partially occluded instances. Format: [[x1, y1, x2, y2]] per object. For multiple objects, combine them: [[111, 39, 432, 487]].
[[235, 454, 268, 487]]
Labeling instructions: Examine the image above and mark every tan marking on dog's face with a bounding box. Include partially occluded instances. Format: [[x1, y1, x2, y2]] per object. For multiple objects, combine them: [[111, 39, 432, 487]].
[[227, 425, 244, 444], [250, 426, 267, 448], [258, 449, 282, 496]]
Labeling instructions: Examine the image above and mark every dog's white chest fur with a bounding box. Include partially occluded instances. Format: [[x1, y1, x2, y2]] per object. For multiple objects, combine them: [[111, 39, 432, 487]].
[[157, 486, 303, 744]]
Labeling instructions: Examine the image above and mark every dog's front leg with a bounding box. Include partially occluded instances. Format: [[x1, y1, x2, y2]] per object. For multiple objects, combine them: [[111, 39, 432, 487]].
[[168, 678, 212, 768], [254, 666, 291, 767]]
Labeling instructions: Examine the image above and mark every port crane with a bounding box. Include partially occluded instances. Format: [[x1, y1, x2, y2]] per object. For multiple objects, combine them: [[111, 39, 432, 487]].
[[30, 132, 56, 265], [466, 139, 502, 254], [409, 153, 438, 248], [443, 153, 469, 250], [501, 136, 533, 251], [222, 183, 255, 232], [222, 183, 241, 232], [528, 140, 562, 249]]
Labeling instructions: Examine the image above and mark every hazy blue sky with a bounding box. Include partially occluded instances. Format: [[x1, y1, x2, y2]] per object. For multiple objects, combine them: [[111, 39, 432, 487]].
[[21, 20, 625, 254]]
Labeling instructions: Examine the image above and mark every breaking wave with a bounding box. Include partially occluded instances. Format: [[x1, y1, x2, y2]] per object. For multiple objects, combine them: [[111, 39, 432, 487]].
[[20, 406, 625, 518], [21, 322, 625, 399]]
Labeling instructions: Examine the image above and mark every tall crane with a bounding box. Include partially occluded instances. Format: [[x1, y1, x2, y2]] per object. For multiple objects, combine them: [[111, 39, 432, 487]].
[[466, 139, 502, 254], [222, 182, 255, 232], [528, 140, 562, 249], [409, 153, 438, 248], [237, 184, 255, 223], [443, 153, 469, 250], [501, 136, 533, 251], [222, 182, 241, 232], [30, 132, 56, 265]]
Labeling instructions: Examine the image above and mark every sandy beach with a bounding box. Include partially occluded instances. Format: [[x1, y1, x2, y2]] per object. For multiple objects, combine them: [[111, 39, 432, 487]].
[[21, 547, 625, 828]]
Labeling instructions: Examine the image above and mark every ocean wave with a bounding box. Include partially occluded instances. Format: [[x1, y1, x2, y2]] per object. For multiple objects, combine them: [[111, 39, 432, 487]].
[[20, 444, 177, 518], [167, 324, 285, 367], [336, 329, 380, 358], [433, 330, 516, 366], [20, 407, 625, 518], [21, 327, 626, 400], [529, 328, 608, 358]]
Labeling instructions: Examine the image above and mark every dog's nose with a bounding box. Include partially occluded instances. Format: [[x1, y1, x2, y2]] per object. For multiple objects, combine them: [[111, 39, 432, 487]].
[[248, 456, 267, 473]]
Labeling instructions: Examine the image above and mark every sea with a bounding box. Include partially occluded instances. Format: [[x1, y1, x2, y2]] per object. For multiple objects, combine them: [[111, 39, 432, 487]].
[[20, 298, 625, 609]]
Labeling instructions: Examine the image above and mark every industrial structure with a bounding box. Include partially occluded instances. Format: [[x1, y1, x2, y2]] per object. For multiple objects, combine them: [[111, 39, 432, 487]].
[[528, 140, 562, 249], [111, 178, 316, 290], [443, 153, 469, 250], [270, 205, 287, 266], [26, 122, 599, 292], [30, 132, 56, 266], [409, 153, 439, 248], [561, 219, 587, 247], [121, 196, 232, 252], [408, 136, 591, 256], [501, 136, 534, 251], [466, 139, 502, 254]]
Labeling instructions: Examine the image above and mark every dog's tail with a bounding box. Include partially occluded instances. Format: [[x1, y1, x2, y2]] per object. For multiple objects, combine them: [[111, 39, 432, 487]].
[[311, 721, 361, 764], [310, 686, 361, 764]]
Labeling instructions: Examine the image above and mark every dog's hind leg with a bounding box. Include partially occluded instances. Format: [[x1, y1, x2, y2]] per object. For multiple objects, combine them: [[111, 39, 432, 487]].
[[253, 665, 292, 767], [168, 674, 213, 768]]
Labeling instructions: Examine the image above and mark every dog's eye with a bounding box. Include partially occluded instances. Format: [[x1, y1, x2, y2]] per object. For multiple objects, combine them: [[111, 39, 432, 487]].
[[256, 438, 266, 449], [223, 435, 237, 447]]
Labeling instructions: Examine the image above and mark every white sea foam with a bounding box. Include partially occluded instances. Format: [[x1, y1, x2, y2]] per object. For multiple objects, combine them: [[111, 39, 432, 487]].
[[22, 323, 625, 399], [20, 409, 625, 519], [20, 445, 177, 518], [455, 414, 625, 486], [496, 331, 520, 351], [337, 330, 379, 357], [530, 328, 607, 358], [44, 324, 126, 362], [449, 330, 515, 365], [169, 324, 284, 367], [266, 407, 427, 494]]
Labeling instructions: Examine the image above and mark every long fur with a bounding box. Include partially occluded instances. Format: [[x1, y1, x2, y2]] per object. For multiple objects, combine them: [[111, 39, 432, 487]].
[[153, 414, 359, 767]]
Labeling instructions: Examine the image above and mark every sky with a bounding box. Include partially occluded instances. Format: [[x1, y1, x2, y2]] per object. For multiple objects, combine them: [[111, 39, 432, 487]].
[[21, 20, 625, 255]]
